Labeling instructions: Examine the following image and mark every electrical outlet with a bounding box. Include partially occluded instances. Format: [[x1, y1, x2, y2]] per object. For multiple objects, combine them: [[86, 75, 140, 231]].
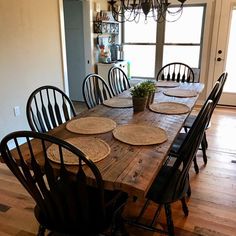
[[14, 106, 20, 117]]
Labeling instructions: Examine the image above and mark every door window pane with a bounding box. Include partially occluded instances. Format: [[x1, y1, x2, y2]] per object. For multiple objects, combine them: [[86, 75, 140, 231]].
[[124, 45, 156, 78], [225, 9, 236, 93], [163, 46, 200, 68], [165, 6, 204, 44]]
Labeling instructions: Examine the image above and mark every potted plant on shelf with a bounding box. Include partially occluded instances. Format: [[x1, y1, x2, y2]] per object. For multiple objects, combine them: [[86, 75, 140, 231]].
[[130, 82, 149, 112]]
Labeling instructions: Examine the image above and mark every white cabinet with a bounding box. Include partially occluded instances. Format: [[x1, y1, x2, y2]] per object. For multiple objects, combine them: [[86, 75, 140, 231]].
[[97, 61, 128, 84]]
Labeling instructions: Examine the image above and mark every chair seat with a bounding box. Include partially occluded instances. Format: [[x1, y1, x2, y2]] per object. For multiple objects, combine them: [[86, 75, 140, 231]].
[[147, 165, 189, 204], [170, 132, 202, 174], [170, 133, 187, 155], [184, 114, 211, 130], [184, 114, 196, 128]]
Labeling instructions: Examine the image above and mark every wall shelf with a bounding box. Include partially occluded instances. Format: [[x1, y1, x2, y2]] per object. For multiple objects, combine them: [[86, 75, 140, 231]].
[[93, 21, 119, 35]]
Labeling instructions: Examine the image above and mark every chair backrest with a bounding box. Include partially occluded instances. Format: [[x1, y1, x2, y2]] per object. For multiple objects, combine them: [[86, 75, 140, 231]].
[[215, 72, 228, 106], [169, 100, 213, 199], [204, 72, 228, 127], [156, 62, 195, 83], [26, 85, 76, 133], [82, 73, 113, 109], [0, 131, 106, 235], [108, 66, 131, 96]]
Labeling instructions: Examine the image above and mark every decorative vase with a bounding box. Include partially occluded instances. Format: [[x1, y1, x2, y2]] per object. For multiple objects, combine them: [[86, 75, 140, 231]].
[[132, 96, 148, 112]]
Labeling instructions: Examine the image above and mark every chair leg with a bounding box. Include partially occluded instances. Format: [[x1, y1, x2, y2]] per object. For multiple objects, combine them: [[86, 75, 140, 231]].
[[164, 204, 175, 236], [187, 185, 191, 198], [201, 140, 208, 165], [111, 202, 129, 236], [37, 225, 46, 236], [187, 176, 191, 198], [203, 131, 208, 149], [150, 204, 163, 227], [135, 199, 150, 223], [180, 197, 189, 216], [193, 156, 199, 174], [201, 132, 208, 165]]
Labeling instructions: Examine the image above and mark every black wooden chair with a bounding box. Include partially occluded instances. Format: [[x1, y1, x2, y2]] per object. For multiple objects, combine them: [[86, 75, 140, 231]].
[[171, 80, 221, 174], [26, 85, 76, 133], [182, 72, 228, 172], [0, 131, 128, 236], [82, 73, 113, 109], [156, 62, 195, 83], [133, 100, 213, 236], [108, 67, 130, 96]]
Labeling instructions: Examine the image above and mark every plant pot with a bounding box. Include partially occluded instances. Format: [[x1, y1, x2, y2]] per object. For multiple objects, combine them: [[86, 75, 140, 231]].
[[146, 92, 155, 108], [132, 96, 148, 112]]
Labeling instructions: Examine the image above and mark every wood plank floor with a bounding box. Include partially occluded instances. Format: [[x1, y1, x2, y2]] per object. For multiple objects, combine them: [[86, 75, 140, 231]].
[[0, 106, 236, 236]]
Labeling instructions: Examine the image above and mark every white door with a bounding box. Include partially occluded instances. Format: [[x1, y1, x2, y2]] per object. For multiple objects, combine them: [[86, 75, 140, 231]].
[[212, 0, 236, 106]]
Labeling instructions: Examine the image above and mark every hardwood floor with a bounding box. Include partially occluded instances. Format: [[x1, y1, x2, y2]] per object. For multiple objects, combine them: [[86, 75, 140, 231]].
[[0, 106, 236, 236]]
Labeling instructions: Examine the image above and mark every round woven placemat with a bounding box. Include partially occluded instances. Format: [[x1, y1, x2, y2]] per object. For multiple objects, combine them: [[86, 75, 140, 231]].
[[113, 124, 167, 146], [103, 97, 133, 108], [47, 137, 110, 165], [66, 117, 117, 134], [149, 102, 190, 115], [163, 89, 198, 98], [155, 81, 179, 88]]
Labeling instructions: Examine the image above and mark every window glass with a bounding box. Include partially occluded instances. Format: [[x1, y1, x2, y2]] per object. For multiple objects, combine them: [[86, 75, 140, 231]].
[[124, 45, 156, 78], [165, 6, 204, 44], [122, 5, 205, 78], [163, 46, 200, 68], [124, 14, 157, 43]]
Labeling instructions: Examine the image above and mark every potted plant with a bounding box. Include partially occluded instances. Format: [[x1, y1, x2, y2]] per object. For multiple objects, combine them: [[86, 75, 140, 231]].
[[130, 82, 149, 112], [141, 80, 156, 107]]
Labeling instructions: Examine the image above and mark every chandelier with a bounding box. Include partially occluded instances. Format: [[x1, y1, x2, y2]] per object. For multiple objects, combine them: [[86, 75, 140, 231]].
[[107, 0, 187, 23]]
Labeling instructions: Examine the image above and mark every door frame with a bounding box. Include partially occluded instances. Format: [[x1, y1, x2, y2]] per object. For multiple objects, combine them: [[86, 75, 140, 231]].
[[207, 0, 236, 105], [58, 0, 93, 97], [58, 0, 69, 95]]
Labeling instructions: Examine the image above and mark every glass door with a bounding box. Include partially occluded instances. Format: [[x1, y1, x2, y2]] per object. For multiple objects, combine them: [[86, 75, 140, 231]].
[[212, 0, 236, 106]]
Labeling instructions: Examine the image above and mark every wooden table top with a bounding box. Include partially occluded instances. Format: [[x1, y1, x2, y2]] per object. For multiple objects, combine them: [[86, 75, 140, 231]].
[[46, 82, 204, 198], [8, 82, 204, 199]]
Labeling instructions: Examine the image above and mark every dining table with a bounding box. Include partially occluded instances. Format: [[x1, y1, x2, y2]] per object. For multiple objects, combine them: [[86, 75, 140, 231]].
[[10, 82, 204, 199]]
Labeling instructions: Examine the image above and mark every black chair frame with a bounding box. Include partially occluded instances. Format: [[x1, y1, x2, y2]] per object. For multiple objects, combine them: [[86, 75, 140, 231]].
[[129, 100, 213, 236], [183, 72, 228, 172], [0, 131, 128, 236], [82, 73, 113, 109], [156, 62, 195, 83], [26, 85, 76, 133], [108, 66, 131, 96]]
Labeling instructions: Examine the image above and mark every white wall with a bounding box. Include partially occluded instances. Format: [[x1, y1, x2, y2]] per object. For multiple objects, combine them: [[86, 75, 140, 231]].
[[0, 0, 65, 140]]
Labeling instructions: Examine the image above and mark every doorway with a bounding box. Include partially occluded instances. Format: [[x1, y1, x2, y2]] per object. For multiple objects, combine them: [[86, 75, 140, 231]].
[[211, 0, 236, 106], [59, 0, 93, 102]]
